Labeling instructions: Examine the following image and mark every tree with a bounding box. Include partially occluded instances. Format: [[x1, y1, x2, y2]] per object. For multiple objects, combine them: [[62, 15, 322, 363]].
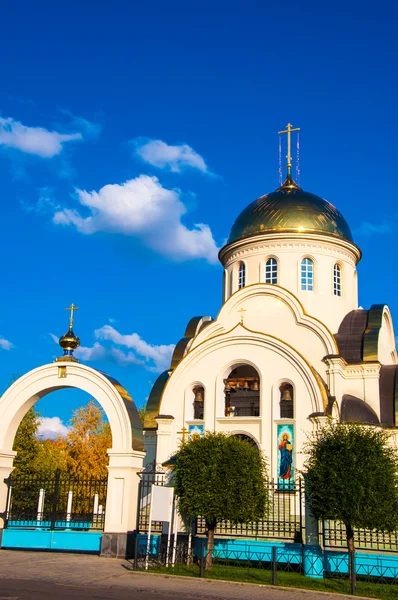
[[64, 400, 112, 479], [34, 438, 68, 475], [12, 407, 41, 477], [138, 404, 147, 427], [304, 422, 398, 590], [172, 432, 269, 568]]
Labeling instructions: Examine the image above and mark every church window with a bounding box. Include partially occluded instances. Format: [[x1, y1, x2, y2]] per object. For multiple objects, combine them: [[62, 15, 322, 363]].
[[224, 365, 260, 417], [279, 383, 294, 419], [333, 263, 342, 296], [301, 258, 313, 291], [238, 262, 246, 289], [193, 386, 204, 420], [265, 258, 277, 284]]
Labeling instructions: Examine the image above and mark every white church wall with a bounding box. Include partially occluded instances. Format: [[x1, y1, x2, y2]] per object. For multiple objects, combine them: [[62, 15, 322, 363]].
[[155, 330, 324, 479], [190, 284, 337, 381], [220, 233, 360, 334]]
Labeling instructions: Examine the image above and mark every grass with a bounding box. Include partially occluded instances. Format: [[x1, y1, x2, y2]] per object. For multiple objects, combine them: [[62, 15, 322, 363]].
[[142, 563, 398, 599]]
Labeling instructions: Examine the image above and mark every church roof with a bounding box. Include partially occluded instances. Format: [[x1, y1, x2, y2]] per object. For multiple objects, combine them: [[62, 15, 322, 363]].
[[340, 394, 380, 425], [335, 305, 387, 364], [227, 175, 353, 245]]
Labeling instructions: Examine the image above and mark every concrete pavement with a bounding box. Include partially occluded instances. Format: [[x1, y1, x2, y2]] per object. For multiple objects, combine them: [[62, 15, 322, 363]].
[[0, 550, 369, 599]]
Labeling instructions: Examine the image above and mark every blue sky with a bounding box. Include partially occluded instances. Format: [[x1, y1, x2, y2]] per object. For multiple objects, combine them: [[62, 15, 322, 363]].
[[1, 0, 397, 436]]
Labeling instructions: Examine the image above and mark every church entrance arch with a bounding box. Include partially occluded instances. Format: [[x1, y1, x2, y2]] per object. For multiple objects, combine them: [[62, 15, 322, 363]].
[[0, 360, 145, 556]]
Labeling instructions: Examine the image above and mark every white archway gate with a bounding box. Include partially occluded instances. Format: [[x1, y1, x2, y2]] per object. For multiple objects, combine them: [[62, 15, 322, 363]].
[[0, 360, 145, 557]]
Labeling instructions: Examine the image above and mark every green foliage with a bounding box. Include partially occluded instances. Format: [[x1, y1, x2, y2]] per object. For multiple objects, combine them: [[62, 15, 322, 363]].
[[304, 422, 398, 532], [173, 432, 269, 528], [34, 439, 68, 475], [12, 407, 41, 477], [138, 404, 147, 427]]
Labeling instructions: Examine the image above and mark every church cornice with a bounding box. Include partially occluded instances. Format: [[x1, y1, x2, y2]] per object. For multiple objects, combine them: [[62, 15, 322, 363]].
[[220, 233, 361, 267]]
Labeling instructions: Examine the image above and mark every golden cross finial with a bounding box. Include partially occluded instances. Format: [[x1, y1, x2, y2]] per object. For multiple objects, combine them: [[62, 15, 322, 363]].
[[66, 303, 79, 329], [177, 426, 189, 444], [278, 123, 300, 176], [238, 307, 247, 324]]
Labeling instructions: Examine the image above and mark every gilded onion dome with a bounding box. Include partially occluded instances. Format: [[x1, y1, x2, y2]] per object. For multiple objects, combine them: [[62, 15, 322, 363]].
[[227, 175, 353, 245], [59, 327, 80, 353]]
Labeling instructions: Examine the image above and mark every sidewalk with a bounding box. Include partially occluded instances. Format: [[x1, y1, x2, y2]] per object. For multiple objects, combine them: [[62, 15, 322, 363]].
[[0, 549, 368, 600]]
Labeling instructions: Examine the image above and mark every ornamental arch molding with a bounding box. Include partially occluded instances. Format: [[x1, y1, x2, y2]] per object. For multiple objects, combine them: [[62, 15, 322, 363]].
[[0, 361, 145, 538]]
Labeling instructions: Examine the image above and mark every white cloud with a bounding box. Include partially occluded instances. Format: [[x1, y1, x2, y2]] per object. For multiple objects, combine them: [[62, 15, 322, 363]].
[[49, 333, 59, 345], [22, 188, 60, 215], [53, 174, 219, 263], [134, 138, 209, 173], [356, 222, 392, 236], [59, 108, 102, 140], [95, 325, 174, 372], [0, 116, 82, 158], [49, 327, 172, 373], [75, 342, 107, 361], [38, 416, 70, 440], [0, 337, 13, 350]]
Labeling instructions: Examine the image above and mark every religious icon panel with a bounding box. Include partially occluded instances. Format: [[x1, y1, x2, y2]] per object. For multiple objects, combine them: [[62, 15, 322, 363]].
[[189, 424, 204, 439], [277, 423, 294, 489]]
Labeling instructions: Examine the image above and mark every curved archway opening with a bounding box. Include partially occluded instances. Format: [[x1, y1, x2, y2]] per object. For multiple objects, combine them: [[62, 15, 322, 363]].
[[232, 433, 259, 449], [0, 362, 145, 541], [224, 365, 260, 417]]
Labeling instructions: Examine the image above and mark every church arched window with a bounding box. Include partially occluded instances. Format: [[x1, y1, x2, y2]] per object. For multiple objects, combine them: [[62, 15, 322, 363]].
[[224, 365, 260, 417], [279, 383, 294, 419], [265, 258, 278, 284], [238, 262, 246, 289], [333, 263, 342, 296], [193, 386, 204, 420], [301, 258, 313, 291]]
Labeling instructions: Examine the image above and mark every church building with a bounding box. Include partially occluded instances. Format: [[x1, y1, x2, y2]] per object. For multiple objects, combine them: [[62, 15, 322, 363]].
[[143, 124, 398, 484]]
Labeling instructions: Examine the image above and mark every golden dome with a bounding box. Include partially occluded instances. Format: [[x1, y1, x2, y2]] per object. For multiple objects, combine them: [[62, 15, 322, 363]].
[[227, 176, 353, 245], [59, 327, 80, 352]]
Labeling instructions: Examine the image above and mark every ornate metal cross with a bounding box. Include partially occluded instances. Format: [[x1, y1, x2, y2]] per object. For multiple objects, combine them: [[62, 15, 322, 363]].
[[278, 122, 300, 175], [177, 426, 189, 444], [66, 303, 79, 328]]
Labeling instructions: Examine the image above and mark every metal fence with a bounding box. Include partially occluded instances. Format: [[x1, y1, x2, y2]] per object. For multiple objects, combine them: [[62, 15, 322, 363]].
[[137, 466, 398, 555], [133, 534, 398, 590], [321, 519, 398, 553], [137, 465, 303, 543], [133, 534, 303, 581], [5, 469, 107, 530], [196, 479, 303, 542], [137, 462, 167, 533]]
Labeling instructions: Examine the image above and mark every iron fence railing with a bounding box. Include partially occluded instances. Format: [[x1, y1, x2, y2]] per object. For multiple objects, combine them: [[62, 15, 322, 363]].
[[137, 467, 398, 555], [5, 469, 107, 530], [133, 534, 398, 588], [137, 469, 303, 543], [137, 462, 167, 533], [196, 479, 303, 542], [321, 519, 398, 553]]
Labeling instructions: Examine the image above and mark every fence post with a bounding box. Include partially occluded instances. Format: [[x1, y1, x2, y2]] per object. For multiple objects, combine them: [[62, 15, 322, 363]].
[[136, 477, 142, 532], [271, 546, 277, 585], [4, 477, 12, 527], [134, 535, 139, 570], [199, 540, 205, 578], [349, 550, 356, 595], [50, 469, 61, 530]]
